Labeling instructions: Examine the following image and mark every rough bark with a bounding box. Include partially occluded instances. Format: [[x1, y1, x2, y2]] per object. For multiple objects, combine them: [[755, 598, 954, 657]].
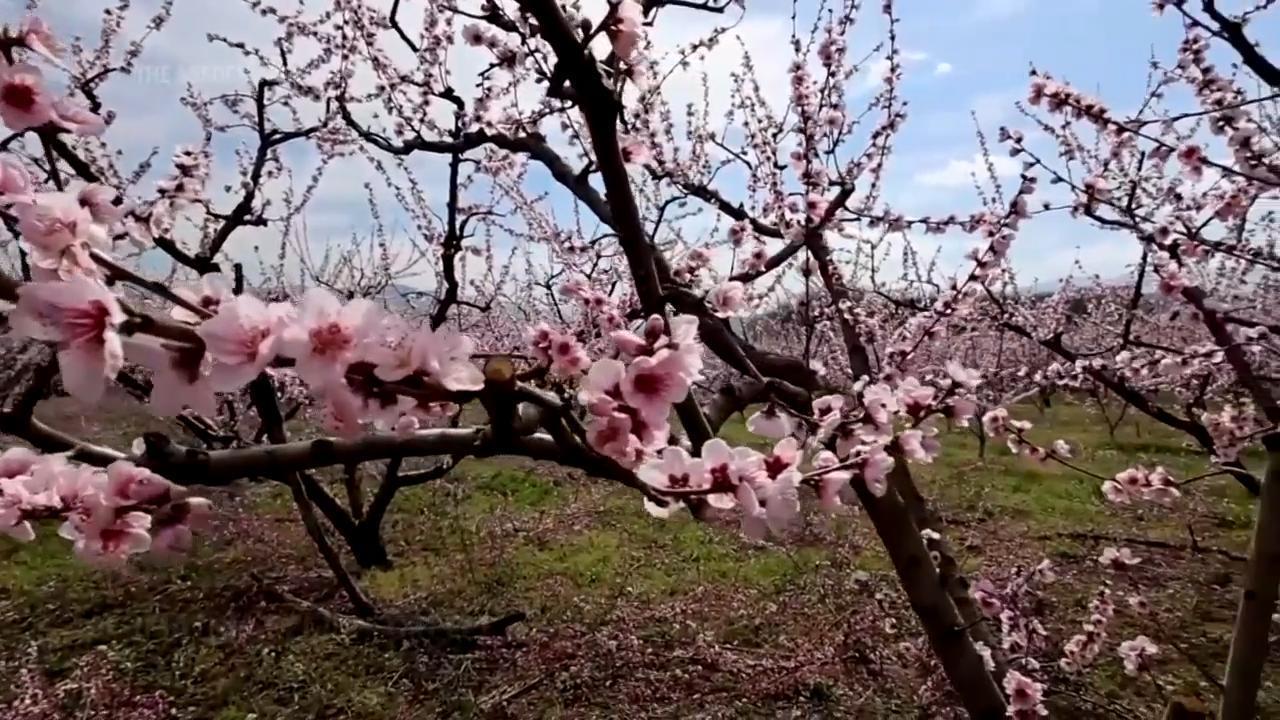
[[851, 476, 1007, 718], [890, 463, 1006, 679], [1220, 442, 1280, 719]]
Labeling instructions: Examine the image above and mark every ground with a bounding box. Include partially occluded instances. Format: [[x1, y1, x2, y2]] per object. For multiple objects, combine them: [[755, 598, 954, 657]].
[[0, 393, 1274, 718]]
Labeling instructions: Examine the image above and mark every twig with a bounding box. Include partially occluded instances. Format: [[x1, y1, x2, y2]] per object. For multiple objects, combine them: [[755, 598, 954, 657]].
[[262, 583, 525, 644], [1035, 531, 1247, 562]]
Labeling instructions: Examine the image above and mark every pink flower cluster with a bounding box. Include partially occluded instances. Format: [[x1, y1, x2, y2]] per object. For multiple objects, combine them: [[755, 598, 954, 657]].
[[1102, 465, 1180, 505], [631, 359, 990, 535], [527, 323, 590, 378], [0, 18, 104, 135], [1060, 586, 1115, 673], [1003, 670, 1048, 718], [1117, 635, 1160, 677], [579, 315, 703, 468], [0, 448, 210, 563], [10, 272, 487, 435]]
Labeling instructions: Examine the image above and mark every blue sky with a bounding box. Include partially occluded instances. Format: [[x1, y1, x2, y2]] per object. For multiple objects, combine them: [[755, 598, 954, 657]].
[[7, 0, 1272, 287]]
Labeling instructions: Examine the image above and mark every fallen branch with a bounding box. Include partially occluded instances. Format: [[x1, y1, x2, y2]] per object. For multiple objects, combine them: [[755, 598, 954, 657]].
[[477, 671, 551, 713], [1035, 531, 1247, 562], [263, 583, 526, 644]]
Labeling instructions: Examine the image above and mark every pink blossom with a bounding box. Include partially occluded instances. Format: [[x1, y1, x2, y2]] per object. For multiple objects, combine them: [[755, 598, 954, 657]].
[[1175, 143, 1205, 179], [982, 407, 1009, 437], [0, 154, 32, 201], [945, 360, 982, 389], [125, 339, 217, 417], [619, 134, 650, 165], [359, 311, 417, 381], [11, 276, 125, 404], [411, 326, 484, 391], [0, 62, 55, 130], [811, 450, 851, 511], [1101, 479, 1131, 504], [104, 461, 175, 507], [746, 405, 794, 439], [898, 428, 940, 463], [973, 580, 1004, 618], [547, 332, 590, 377], [0, 485, 38, 542], [58, 495, 153, 564], [461, 23, 486, 46], [946, 396, 978, 425], [1002, 670, 1047, 716], [701, 438, 763, 509], [149, 497, 213, 556], [861, 447, 895, 496], [318, 383, 366, 438], [1102, 465, 1181, 506], [13, 191, 109, 278], [1097, 546, 1142, 570], [653, 314, 703, 379], [621, 349, 691, 422], [637, 446, 706, 492], [862, 383, 899, 426], [610, 329, 651, 357], [587, 411, 640, 463], [52, 97, 105, 136], [708, 281, 747, 317], [172, 272, 231, 323], [762, 436, 801, 480], [279, 288, 377, 388], [607, 0, 645, 62], [19, 16, 63, 63], [813, 394, 845, 419], [580, 358, 626, 416], [196, 294, 284, 391], [0, 447, 38, 478], [1118, 635, 1159, 676], [896, 377, 936, 415], [525, 322, 555, 362], [751, 471, 801, 536], [805, 192, 829, 220]]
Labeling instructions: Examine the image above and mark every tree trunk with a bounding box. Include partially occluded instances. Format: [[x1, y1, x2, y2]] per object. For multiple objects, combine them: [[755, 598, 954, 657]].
[[852, 476, 1007, 718], [891, 464, 1006, 680], [1220, 443, 1280, 719]]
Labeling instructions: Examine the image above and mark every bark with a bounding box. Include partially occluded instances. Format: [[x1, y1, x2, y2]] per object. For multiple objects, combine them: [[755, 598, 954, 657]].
[[0, 336, 57, 423], [890, 463, 1006, 680], [1220, 442, 1280, 719], [850, 477, 1007, 718]]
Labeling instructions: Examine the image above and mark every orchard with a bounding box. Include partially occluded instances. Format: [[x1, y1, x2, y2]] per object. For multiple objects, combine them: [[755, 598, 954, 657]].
[[0, 0, 1276, 717]]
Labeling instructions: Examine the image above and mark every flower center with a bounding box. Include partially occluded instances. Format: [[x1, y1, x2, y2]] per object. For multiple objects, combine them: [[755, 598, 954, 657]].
[[63, 301, 111, 347], [309, 321, 352, 357], [630, 368, 667, 398], [1, 82, 36, 112], [708, 464, 734, 492], [763, 454, 791, 479]]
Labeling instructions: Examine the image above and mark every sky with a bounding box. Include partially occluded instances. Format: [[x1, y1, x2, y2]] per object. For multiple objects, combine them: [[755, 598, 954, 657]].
[[6, 0, 1272, 288]]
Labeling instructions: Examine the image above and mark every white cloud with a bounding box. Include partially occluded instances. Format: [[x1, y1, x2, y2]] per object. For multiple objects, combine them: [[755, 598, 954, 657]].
[[859, 50, 932, 92], [913, 153, 1019, 188], [934, 61, 954, 76]]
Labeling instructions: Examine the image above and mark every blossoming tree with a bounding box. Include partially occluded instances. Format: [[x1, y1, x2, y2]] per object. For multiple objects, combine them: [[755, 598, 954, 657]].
[[0, 1, 1276, 718]]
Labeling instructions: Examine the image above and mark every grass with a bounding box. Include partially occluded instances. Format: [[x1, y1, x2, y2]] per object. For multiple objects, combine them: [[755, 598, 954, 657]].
[[0, 398, 1273, 718]]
